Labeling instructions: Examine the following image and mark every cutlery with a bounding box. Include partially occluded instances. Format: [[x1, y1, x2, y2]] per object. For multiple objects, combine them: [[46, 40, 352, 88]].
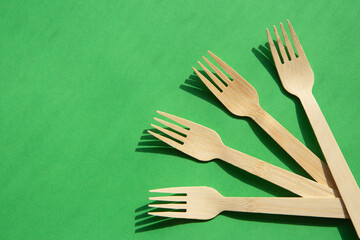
[[148, 186, 347, 219], [266, 20, 360, 236], [148, 111, 337, 197], [192, 51, 336, 189]]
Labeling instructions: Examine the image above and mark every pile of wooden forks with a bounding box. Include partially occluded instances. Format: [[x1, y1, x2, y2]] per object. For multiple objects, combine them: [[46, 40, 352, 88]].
[[145, 20, 360, 236]]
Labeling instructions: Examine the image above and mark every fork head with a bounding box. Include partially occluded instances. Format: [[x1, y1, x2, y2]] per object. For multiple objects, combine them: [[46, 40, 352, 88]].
[[148, 111, 224, 161], [193, 51, 260, 117], [148, 186, 223, 220], [267, 20, 314, 96]]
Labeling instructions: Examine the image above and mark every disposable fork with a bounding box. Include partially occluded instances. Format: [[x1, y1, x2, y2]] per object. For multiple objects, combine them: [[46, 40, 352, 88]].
[[267, 20, 360, 236], [148, 186, 347, 220], [192, 51, 336, 189], [148, 111, 337, 198]]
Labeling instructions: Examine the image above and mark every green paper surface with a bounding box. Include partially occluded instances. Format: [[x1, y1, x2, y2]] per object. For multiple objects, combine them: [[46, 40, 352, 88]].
[[1, 0, 359, 239]]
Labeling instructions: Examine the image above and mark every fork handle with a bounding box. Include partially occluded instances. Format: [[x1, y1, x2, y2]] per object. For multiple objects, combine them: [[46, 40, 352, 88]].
[[222, 197, 347, 219], [299, 92, 360, 236], [250, 106, 336, 188], [221, 146, 338, 197]]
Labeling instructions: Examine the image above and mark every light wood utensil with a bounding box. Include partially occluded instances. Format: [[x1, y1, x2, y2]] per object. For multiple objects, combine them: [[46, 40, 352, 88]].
[[267, 20, 360, 237], [148, 186, 347, 219], [148, 111, 338, 198], [192, 51, 336, 189]]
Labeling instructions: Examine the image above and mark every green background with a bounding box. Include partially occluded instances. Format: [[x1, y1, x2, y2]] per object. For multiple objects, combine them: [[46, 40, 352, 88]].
[[1, 0, 359, 239]]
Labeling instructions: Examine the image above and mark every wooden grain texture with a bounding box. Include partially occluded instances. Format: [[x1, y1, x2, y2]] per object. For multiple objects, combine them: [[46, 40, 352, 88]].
[[148, 186, 348, 219], [193, 51, 336, 189], [148, 111, 338, 198], [267, 19, 360, 237]]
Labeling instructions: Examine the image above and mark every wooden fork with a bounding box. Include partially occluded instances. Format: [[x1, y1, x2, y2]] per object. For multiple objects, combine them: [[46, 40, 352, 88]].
[[148, 111, 338, 198], [192, 51, 336, 189], [267, 20, 360, 236], [148, 186, 347, 220]]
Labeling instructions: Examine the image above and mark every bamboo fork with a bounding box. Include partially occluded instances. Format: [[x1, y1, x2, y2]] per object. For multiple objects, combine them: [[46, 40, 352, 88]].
[[192, 51, 336, 189], [266, 20, 360, 236], [148, 111, 338, 198], [149, 186, 347, 219]]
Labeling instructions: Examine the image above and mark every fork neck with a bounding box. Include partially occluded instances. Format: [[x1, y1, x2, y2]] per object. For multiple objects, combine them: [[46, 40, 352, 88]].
[[295, 90, 314, 102], [247, 104, 266, 122], [220, 146, 260, 167], [220, 197, 257, 212]]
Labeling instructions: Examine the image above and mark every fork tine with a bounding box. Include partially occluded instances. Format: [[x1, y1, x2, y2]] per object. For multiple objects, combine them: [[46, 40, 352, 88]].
[[154, 117, 188, 135], [151, 123, 186, 142], [273, 25, 288, 62], [202, 56, 231, 85], [193, 67, 223, 99], [149, 196, 187, 202], [207, 51, 247, 84], [197, 61, 225, 90], [156, 110, 198, 129], [148, 211, 187, 218], [266, 28, 282, 66], [148, 203, 186, 210], [280, 22, 296, 60], [150, 187, 190, 194], [148, 130, 184, 150], [287, 20, 305, 57]]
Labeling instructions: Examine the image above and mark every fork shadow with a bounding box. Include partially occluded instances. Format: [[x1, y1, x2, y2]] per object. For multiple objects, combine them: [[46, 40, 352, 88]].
[[179, 70, 313, 180]]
